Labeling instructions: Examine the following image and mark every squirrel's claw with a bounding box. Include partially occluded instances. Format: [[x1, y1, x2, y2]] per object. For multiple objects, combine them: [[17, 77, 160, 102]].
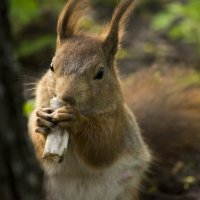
[[51, 106, 80, 130], [35, 107, 56, 136], [35, 127, 51, 136], [37, 118, 56, 129]]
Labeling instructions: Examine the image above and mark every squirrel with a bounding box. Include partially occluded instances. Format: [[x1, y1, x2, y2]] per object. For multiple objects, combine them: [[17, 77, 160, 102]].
[[28, 0, 151, 200]]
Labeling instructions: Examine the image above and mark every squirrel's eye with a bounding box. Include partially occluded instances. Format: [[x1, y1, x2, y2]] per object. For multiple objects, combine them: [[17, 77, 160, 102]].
[[94, 67, 104, 80], [50, 62, 54, 72]]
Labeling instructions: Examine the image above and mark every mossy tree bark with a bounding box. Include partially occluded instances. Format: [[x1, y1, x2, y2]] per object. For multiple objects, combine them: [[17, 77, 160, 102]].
[[0, 0, 44, 200]]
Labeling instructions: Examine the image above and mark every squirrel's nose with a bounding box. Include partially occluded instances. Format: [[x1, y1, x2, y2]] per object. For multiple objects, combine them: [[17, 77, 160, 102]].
[[61, 95, 76, 105]]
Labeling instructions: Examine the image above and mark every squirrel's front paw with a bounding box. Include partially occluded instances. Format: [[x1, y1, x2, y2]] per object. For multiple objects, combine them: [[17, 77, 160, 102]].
[[35, 107, 56, 135], [51, 106, 80, 130]]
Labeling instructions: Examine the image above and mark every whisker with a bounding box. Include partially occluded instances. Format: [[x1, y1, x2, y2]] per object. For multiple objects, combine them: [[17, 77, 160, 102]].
[[24, 83, 37, 86], [22, 74, 55, 93], [21, 75, 40, 81], [24, 81, 54, 89], [25, 88, 36, 92]]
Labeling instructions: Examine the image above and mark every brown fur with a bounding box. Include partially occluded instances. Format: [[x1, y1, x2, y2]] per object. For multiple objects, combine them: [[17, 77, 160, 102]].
[[29, 0, 151, 200], [72, 104, 138, 168], [29, 109, 47, 159], [101, 0, 137, 66], [57, 0, 88, 44], [123, 68, 200, 161]]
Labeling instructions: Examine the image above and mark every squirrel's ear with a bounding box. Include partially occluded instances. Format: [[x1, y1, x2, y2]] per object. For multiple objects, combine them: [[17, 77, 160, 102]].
[[57, 0, 88, 45], [101, 0, 136, 66]]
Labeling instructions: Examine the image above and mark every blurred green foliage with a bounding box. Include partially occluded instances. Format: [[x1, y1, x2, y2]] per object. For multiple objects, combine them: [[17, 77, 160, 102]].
[[23, 99, 35, 117], [117, 48, 131, 60], [10, 0, 65, 57], [10, 0, 118, 57], [152, 0, 200, 52], [10, 0, 39, 30], [81, 16, 102, 33], [18, 35, 55, 57], [10, 0, 64, 32], [180, 71, 200, 86], [152, 70, 200, 88]]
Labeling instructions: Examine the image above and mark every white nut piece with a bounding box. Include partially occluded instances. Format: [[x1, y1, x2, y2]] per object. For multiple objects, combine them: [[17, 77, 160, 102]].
[[42, 97, 69, 163]]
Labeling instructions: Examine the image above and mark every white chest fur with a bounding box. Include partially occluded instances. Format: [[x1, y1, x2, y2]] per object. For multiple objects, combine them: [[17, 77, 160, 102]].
[[43, 150, 146, 200], [46, 172, 124, 200]]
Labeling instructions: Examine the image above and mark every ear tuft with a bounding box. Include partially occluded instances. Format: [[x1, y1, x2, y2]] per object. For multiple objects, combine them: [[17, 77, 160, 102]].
[[57, 0, 88, 44], [101, 0, 136, 66]]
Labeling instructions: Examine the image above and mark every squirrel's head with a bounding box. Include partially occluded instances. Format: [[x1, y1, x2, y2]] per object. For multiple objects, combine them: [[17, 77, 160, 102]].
[[49, 0, 135, 115]]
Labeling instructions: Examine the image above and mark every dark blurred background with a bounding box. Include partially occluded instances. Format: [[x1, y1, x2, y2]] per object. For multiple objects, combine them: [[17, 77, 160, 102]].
[[10, 0, 200, 199]]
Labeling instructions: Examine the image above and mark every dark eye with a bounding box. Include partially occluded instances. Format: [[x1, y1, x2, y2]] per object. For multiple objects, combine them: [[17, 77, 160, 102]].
[[94, 67, 104, 80], [50, 62, 54, 72]]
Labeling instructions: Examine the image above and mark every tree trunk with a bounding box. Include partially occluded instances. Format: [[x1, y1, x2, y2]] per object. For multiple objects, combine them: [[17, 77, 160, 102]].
[[0, 0, 44, 200]]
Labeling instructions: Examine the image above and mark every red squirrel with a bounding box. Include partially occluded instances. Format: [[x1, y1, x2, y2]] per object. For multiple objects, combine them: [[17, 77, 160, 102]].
[[29, 0, 151, 199]]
